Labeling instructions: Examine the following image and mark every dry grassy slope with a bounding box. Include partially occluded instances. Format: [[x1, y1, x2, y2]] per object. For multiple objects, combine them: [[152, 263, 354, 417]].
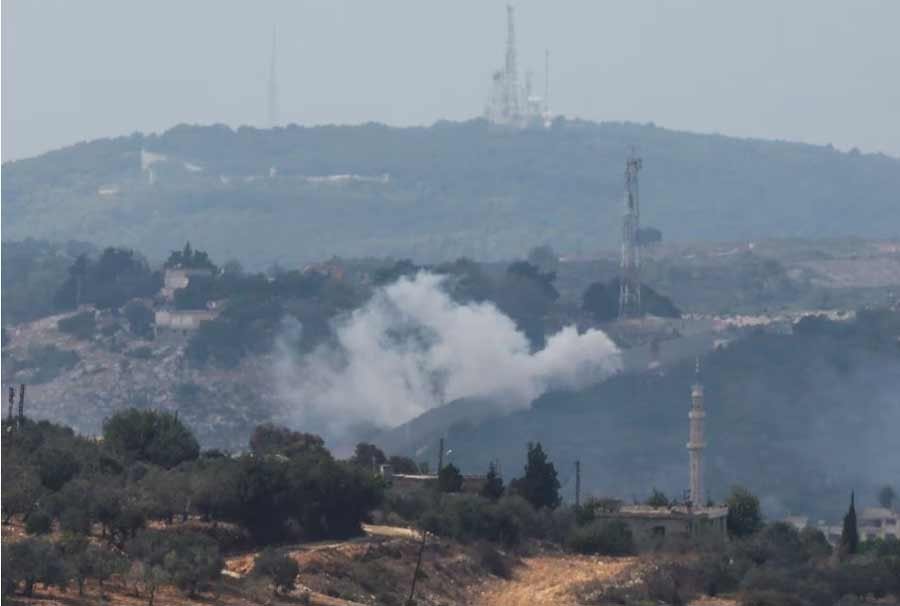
[[3, 517, 734, 606], [1, 310, 281, 450]]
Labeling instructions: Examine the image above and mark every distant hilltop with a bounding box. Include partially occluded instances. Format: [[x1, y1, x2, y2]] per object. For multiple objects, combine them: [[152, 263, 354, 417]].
[[3, 119, 899, 267]]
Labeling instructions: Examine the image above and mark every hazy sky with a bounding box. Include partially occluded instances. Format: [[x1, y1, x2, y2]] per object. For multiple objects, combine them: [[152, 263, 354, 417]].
[[3, 0, 899, 161]]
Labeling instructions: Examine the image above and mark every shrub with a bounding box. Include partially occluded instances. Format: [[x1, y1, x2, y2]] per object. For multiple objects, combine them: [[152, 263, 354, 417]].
[[567, 520, 635, 556], [475, 542, 513, 579], [15, 344, 80, 383], [58, 311, 97, 339], [25, 510, 52, 535], [126, 345, 154, 359], [253, 549, 299, 595]]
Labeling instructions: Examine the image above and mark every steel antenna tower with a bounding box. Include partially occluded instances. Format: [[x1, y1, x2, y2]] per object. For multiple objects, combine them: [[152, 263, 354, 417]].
[[618, 151, 642, 318], [267, 26, 279, 127], [544, 48, 550, 115], [502, 4, 520, 123]]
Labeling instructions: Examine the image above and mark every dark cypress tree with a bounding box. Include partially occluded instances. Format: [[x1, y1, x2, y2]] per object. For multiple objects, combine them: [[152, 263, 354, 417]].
[[840, 491, 859, 555], [437, 463, 463, 493], [510, 442, 561, 510], [480, 462, 505, 501]]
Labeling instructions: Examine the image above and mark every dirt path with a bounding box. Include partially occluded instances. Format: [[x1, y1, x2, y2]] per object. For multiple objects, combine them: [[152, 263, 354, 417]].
[[473, 554, 636, 606]]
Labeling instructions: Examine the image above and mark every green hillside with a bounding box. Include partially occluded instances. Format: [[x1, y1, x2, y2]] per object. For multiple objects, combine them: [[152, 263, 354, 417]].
[[3, 119, 899, 267]]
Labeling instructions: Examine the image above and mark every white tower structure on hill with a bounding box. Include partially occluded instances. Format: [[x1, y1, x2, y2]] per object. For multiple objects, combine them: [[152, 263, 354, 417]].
[[687, 358, 707, 506], [485, 5, 550, 127]]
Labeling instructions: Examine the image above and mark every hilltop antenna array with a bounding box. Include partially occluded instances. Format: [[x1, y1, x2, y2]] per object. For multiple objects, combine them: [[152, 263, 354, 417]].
[[502, 4, 520, 123], [618, 151, 642, 318], [485, 6, 550, 127]]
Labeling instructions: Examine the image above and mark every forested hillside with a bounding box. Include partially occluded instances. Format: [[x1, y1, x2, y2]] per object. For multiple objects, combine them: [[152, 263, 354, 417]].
[[3, 119, 899, 266], [380, 309, 900, 521]]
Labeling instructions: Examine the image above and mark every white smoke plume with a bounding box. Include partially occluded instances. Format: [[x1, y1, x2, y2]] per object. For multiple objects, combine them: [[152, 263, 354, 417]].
[[274, 272, 621, 442]]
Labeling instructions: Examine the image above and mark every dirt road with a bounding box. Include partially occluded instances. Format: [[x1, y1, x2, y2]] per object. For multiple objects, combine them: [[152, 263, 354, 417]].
[[473, 554, 636, 606]]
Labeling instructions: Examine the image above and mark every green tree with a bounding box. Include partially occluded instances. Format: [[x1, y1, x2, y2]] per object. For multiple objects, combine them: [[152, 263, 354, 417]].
[[351, 442, 387, 470], [61, 536, 127, 596], [509, 442, 561, 510], [438, 463, 464, 493], [248, 423, 331, 460], [725, 486, 762, 538], [388, 455, 419, 474], [24, 510, 52, 535], [124, 300, 155, 338], [879, 484, 897, 510], [646, 488, 670, 508], [253, 548, 299, 596], [57, 311, 96, 340], [165, 241, 217, 271], [480, 462, 505, 501], [840, 491, 859, 556], [102, 409, 199, 468], [1, 462, 43, 523], [6, 538, 68, 597]]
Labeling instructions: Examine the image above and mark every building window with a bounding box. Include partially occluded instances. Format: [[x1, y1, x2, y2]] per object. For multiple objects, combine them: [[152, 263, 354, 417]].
[[652, 526, 666, 537]]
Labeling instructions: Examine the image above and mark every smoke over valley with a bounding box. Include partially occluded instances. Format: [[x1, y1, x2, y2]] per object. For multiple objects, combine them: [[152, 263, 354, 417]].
[[273, 272, 622, 445]]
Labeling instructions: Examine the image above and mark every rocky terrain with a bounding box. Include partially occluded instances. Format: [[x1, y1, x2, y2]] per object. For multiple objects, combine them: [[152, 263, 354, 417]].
[[2, 310, 281, 451]]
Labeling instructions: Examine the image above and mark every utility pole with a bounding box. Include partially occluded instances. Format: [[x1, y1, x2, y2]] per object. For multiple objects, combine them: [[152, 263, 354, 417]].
[[17, 384, 25, 431], [437, 437, 445, 474], [544, 48, 550, 115], [575, 460, 581, 507], [406, 528, 428, 605], [7, 386, 15, 424]]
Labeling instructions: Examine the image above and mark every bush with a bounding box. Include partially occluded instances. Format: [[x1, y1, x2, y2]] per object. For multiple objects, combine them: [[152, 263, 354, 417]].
[[253, 549, 300, 595], [475, 542, 513, 579], [24, 510, 52, 535], [58, 311, 96, 340], [13, 344, 80, 383], [567, 520, 635, 556], [419, 494, 537, 548], [126, 345, 153, 359], [124, 301, 155, 338]]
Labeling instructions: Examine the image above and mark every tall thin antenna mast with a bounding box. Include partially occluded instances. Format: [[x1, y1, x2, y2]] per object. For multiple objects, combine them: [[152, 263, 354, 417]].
[[544, 48, 550, 115], [502, 4, 520, 123], [619, 150, 642, 318], [267, 26, 279, 127]]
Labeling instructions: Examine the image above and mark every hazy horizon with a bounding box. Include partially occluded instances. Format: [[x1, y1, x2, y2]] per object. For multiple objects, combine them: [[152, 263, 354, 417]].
[[4, 0, 900, 161]]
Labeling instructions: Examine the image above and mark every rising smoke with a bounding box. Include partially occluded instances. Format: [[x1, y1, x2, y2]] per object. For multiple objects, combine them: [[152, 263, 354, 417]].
[[274, 272, 621, 444]]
